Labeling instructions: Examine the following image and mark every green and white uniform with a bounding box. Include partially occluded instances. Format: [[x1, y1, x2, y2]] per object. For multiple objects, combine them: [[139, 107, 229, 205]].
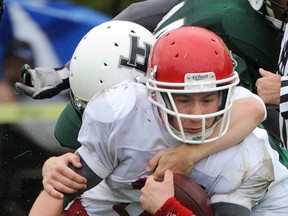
[[153, 0, 281, 92]]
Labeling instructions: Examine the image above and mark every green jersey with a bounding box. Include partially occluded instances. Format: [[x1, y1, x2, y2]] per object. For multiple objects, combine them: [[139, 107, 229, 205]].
[[154, 0, 282, 92]]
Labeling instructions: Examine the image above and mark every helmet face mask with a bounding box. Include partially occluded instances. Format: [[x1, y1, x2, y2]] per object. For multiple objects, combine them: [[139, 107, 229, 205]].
[[70, 90, 87, 116], [69, 20, 156, 115], [146, 26, 239, 144]]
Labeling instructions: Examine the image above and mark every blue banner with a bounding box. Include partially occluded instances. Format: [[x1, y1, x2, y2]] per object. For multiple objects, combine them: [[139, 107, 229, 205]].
[[0, 0, 111, 78]]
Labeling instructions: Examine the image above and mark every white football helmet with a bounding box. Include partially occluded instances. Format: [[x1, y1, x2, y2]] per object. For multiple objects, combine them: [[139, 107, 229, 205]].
[[69, 20, 156, 113], [248, 0, 288, 32], [147, 26, 239, 144]]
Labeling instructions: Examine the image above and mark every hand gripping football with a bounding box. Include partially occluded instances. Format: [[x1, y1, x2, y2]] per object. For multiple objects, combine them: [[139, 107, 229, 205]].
[[134, 174, 213, 216]]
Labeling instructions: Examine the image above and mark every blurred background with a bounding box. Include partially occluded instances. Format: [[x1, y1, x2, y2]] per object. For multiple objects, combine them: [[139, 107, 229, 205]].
[[0, 0, 141, 215]]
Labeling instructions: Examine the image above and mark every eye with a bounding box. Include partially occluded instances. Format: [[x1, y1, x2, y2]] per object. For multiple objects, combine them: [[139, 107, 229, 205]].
[[203, 98, 213, 103], [202, 93, 218, 104], [179, 98, 190, 103], [174, 95, 190, 103]]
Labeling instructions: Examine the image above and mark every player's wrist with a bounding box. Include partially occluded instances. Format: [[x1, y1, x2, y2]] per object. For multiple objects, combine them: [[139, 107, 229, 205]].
[[154, 197, 194, 216]]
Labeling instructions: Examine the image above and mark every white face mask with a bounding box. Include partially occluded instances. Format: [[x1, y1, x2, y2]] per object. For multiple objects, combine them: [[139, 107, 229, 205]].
[[147, 70, 239, 144]]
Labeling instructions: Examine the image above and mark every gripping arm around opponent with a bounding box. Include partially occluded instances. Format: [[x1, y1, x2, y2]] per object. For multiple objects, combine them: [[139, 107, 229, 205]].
[[42, 90, 265, 199]]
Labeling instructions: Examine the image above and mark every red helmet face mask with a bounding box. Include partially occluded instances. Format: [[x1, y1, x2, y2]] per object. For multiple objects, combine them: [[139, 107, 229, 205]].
[[146, 26, 239, 144]]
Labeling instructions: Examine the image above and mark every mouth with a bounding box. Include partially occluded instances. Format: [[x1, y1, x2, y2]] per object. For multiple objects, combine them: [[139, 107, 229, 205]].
[[185, 128, 202, 134]]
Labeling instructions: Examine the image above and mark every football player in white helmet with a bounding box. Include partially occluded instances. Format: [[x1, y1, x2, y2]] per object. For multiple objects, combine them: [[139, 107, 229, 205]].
[[29, 26, 288, 216], [69, 20, 155, 115], [51, 19, 155, 149]]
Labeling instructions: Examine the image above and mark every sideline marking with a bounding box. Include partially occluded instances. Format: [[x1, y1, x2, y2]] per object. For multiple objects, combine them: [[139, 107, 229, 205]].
[[0, 102, 66, 123]]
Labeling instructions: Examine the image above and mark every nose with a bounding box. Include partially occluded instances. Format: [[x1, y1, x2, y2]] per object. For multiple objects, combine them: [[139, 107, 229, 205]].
[[188, 102, 202, 115], [185, 103, 203, 126]]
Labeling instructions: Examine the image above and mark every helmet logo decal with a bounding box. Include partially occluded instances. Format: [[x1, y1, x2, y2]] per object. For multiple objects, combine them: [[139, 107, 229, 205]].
[[120, 35, 151, 74], [185, 72, 216, 90]]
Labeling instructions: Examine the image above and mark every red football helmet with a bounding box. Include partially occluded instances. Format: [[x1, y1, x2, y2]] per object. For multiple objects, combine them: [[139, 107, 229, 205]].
[[146, 26, 239, 144]]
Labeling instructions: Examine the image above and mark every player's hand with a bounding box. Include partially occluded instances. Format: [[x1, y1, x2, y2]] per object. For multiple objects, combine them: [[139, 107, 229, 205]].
[[15, 64, 70, 99], [146, 143, 199, 179], [42, 153, 87, 199], [256, 68, 281, 105], [140, 170, 174, 214]]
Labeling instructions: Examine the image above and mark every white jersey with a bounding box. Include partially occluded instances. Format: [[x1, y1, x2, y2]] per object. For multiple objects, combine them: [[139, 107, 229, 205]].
[[76, 81, 288, 215]]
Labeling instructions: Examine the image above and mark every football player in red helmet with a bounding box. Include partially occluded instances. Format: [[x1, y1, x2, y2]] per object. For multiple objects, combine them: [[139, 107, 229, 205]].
[[142, 26, 288, 216], [146, 26, 238, 144], [30, 26, 288, 216]]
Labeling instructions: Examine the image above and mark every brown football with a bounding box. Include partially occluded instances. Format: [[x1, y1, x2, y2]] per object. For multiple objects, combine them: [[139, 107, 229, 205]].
[[133, 174, 213, 216], [173, 173, 213, 216]]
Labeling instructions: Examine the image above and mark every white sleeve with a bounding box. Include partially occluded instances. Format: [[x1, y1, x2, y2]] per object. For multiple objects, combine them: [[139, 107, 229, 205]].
[[76, 99, 115, 179], [76, 81, 139, 179], [233, 86, 267, 121]]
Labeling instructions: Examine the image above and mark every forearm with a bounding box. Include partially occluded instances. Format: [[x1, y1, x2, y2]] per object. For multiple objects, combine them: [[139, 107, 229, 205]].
[[113, 0, 178, 32], [29, 190, 63, 216], [155, 197, 194, 216], [193, 98, 265, 161], [63, 152, 103, 206]]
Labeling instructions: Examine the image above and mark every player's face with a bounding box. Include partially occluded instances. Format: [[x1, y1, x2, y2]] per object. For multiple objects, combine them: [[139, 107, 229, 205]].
[[169, 92, 219, 134]]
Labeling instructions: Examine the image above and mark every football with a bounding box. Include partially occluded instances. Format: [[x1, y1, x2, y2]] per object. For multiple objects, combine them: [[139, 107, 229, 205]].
[[134, 174, 213, 216], [174, 173, 213, 216]]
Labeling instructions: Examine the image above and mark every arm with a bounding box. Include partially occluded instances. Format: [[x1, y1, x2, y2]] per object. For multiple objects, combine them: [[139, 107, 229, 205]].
[[113, 0, 178, 32], [255, 68, 281, 105], [15, 0, 178, 100], [29, 190, 63, 216], [147, 96, 265, 178], [141, 172, 249, 216], [30, 153, 103, 214], [15, 64, 70, 99], [154, 198, 195, 216], [42, 153, 87, 199]]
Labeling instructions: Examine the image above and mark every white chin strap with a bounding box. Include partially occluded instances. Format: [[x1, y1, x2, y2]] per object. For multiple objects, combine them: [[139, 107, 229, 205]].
[[170, 123, 216, 144]]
